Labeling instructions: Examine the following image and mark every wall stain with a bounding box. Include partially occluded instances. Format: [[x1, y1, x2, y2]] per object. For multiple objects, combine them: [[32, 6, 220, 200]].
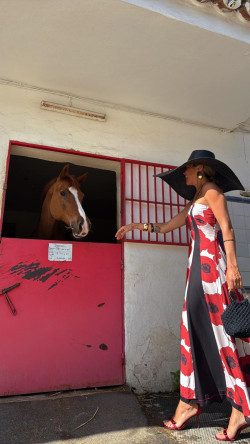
[[8, 261, 76, 290]]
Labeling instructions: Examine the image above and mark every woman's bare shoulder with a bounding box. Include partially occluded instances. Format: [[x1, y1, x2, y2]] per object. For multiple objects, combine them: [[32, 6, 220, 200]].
[[203, 181, 223, 195], [201, 182, 225, 207]]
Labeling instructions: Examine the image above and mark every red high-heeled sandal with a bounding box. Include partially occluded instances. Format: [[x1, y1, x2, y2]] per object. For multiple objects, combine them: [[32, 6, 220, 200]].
[[215, 424, 249, 441], [163, 404, 202, 430]]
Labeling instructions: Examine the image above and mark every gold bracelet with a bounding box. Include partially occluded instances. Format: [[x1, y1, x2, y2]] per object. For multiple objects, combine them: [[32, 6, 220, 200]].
[[223, 239, 235, 243], [143, 223, 149, 231]]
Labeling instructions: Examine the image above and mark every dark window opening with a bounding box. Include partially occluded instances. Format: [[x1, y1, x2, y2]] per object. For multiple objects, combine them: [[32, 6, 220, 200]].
[[2, 154, 117, 244]]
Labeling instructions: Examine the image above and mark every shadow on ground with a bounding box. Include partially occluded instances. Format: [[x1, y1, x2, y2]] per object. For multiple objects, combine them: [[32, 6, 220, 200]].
[[137, 391, 250, 444], [0, 386, 174, 444], [1, 387, 250, 444]]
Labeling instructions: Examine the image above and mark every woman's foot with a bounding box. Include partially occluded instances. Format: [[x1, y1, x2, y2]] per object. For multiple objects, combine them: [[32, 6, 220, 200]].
[[163, 400, 201, 430], [215, 407, 248, 441]]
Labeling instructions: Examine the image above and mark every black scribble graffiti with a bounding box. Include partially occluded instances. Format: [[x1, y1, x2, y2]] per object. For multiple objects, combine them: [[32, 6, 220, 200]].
[[9, 262, 52, 280], [39, 268, 60, 282], [8, 261, 76, 290], [48, 281, 60, 290], [54, 269, 66, 276]]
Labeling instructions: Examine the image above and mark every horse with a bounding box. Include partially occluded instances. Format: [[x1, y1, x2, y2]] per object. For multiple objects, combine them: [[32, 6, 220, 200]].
[[37, 165, 91, 240]]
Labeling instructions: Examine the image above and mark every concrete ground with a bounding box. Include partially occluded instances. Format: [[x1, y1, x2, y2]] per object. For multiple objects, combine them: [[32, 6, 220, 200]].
[[0, 386, 250, 444], [138, 391, 250, 444]]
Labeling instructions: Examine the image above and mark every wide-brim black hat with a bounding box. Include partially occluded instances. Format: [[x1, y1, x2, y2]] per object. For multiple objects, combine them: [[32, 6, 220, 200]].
[[156, 150, 244, 201]]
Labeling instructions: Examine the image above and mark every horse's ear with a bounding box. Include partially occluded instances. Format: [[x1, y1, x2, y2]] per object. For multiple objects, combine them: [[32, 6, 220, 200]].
[[77, 172, 88, 184], [59, 165, 70, 179]]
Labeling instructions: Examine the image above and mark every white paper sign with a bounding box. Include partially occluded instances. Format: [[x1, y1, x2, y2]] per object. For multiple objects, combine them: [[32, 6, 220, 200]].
[[48, 243, 73, 261]]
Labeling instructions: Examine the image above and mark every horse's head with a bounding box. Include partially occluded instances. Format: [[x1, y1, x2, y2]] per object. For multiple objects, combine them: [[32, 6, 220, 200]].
[[49, 165, 90, 239]]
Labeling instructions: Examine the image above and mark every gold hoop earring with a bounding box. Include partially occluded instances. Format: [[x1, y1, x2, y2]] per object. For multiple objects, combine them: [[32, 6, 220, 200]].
[[197, 171, 203, 180]]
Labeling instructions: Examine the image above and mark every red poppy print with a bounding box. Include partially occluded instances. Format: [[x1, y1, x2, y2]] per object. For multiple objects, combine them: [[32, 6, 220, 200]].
[[186, 214, 192, 227], [201, 241, 221, 262], [180, 344, 193, 377], [239, 355, 250, 387], [182, 299, 187, 312], [201, 256, 220, 283], [234, 385, 250, 416], [181, 321, 190, 347], [186, 266, 191, 284], [213, 244, 222, 263], [221, 282, 230, 304], [198, 230, 213, 250], [181, 203, 250, 417], [227, 387, 235, 401], [194, 214, 206, 226], [220, 346, 244, 382], [203, 208, 217, 227], [204, 292, 224, 326], [180, 385, 195, 400]]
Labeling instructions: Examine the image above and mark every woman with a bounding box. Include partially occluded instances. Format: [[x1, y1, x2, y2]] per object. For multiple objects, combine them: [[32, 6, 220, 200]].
[[116, 150, 250, 441]]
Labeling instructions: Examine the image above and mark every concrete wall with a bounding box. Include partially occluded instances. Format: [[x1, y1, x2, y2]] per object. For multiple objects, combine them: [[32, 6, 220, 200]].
[[0, 83, 249, 392], [227, 199, 250, 288]]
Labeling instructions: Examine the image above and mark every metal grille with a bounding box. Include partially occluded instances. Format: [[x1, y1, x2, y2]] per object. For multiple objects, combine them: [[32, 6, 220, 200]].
[[121, 159, 188, 245]]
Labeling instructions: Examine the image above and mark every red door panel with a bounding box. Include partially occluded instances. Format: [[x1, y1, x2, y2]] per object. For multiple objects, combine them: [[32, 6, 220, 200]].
[[0, 238, 123, 396]]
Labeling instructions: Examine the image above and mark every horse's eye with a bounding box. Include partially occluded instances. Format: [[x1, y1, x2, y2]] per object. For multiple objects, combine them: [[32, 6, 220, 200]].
[[60, 190, 66, 197]]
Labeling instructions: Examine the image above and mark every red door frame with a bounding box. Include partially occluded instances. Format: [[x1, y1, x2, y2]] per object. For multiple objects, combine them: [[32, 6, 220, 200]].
[[0, 140, 126, 385]]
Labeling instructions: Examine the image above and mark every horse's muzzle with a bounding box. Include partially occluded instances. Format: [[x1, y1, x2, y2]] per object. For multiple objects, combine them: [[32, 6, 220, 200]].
[[70, 219, 90, 239]]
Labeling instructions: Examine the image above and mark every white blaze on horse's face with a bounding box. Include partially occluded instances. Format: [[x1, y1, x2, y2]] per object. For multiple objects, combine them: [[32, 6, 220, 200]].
[[69, 186, 89, 237]]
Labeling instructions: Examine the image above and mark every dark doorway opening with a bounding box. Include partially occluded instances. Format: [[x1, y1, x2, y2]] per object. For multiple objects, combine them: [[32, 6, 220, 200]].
[[2, 154, 117, 243]]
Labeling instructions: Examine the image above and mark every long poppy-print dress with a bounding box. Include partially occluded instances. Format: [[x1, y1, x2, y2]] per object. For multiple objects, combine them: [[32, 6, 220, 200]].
[[180, 202, 250, 421]]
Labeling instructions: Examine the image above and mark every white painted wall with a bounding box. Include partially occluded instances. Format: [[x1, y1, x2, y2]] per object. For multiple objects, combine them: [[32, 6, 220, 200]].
[[0, 83, 249, 392], [228, 200, 250, 287], [124, 243, 188, 392]]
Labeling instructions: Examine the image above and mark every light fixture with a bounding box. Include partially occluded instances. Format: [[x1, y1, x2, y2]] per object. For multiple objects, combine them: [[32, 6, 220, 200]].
[[40, 101, 106, 122]]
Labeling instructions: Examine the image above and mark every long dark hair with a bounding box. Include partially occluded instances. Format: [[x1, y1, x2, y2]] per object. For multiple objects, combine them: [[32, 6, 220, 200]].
[[203, 165, 221, 186]]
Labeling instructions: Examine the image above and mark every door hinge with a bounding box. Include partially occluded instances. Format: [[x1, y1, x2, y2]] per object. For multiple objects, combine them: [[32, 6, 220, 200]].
[[121, 261, 124, 269], [121, 352, 125, 365]]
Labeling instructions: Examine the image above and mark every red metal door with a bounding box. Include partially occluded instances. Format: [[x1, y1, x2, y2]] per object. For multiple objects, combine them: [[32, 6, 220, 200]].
[[0, 238, 124, 396]]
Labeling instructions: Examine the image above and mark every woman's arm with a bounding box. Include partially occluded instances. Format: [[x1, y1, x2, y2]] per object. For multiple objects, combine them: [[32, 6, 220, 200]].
[[203, 184, 242, 290], [115, 202, 192, 240]]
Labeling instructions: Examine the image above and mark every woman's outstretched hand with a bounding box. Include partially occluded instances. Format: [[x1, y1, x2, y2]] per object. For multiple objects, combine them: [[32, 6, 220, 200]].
[[115, 224, 133, 240]]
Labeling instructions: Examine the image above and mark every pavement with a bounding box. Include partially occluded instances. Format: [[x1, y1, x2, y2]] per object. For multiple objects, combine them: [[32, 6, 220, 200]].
[[0, 386, 250, 444]]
